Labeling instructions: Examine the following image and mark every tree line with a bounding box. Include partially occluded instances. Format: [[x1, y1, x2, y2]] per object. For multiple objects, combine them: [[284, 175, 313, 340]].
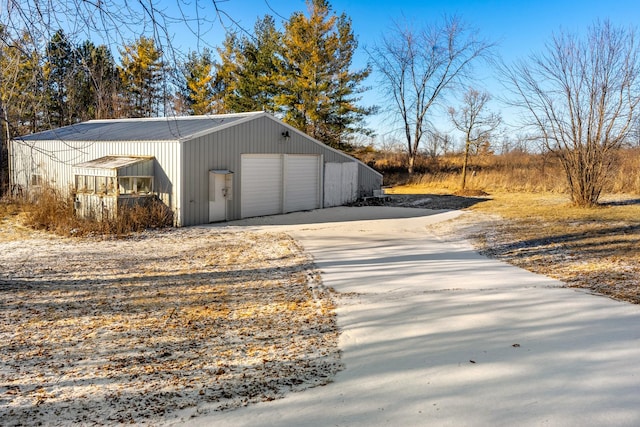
[[0, 0, 372, 149], [3, 0, 640, 207], [368, 17, 640, 206]]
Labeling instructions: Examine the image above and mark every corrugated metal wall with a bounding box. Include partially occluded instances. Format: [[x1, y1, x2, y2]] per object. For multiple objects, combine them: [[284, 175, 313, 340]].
[[181, 114, 382, 225], [75, 193, 117, 221], [119, 158, 155, 177], [10, 114, 382, 227], [10, 140, 183, 224], [324, 162, 359, 207], [357, 163, 383, 197]]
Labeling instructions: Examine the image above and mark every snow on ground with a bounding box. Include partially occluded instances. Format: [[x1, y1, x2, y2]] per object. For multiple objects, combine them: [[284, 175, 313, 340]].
[[169, 207, 640, 427], [3, 199, 640, 426], [0, 227, 340, 426]]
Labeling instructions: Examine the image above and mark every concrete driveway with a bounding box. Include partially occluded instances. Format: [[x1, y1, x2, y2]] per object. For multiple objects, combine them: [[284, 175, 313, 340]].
[[179, 206, 640, 426]]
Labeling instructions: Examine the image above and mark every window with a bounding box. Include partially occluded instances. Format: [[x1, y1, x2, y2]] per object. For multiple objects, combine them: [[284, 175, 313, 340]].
[[75, 175, 86, 192], [136, 177, 152, 194], [107, 177, 117, 195], [31, 174, 43, 187], [117, 176, 153, 195], [119, 177, 132, 194], [86, 176, 95, 193], [75, 175, 121, 195], [96, 176, 107, 194]]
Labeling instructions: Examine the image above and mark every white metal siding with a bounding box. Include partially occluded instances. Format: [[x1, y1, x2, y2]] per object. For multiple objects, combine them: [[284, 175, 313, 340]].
[[11, 113, 382, 226], [324, 163, 342, 207], [241, 154, 282, 218], [9, 140, 182, 224], [324, 162, 358, 207], [343, 162, 359, 203], [284, 155, 320, 213]]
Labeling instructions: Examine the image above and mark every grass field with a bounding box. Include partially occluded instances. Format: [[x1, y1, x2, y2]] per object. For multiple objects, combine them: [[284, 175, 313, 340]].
[[389, 187, 640, 304]]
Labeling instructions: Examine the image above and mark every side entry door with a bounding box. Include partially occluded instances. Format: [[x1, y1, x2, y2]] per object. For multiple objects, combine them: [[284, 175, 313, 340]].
[[209, 170, 232, 222]]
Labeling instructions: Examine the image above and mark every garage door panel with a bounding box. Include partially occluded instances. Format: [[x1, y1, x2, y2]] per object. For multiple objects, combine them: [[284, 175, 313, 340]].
[[284, 155, 320, 213], [241, 155, 282, 218], [324, 162, 358, 207], [241, 154, 321, 219]]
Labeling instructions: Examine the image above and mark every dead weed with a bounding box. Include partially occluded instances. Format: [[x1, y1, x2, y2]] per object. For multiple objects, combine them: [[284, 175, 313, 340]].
[[0, 227, 341, 425], [464, 193, 640, 304]]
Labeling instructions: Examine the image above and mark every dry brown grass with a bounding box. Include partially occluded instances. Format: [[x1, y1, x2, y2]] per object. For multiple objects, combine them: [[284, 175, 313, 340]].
[[6, 185, 173, 237], [0, 199, 35, 241], [0, 226, 340, 425], [359, 147, 640, 195], [440, 192, 640, 304]]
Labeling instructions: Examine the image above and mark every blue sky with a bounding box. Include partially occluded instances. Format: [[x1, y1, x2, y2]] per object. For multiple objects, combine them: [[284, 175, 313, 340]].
[[170, 0, 640, 143]]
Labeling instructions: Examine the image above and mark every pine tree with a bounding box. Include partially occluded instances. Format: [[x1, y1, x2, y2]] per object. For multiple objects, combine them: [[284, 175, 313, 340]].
[[43, 30, 79, 127], [77, 42, 120, 119], [214, 16, 283, 114], [178, 49, 216, 115], [118, 36, 165, 117], [277, 0, 373, 148], [231, 16, 283, 113], [213, 32, 242, 114]]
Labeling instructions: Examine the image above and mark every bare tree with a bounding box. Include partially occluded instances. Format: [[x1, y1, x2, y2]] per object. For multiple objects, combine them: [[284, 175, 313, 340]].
[[449, 88, 501, 190], [0, 0, 234, 51], [502, 20, 640, 206], [423, 129, 453, 159], [368, 16, 493, 174], [0, 0, 234, 196]]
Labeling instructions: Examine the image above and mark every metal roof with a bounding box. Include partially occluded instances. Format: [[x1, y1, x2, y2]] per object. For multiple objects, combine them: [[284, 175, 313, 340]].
[[18, 112, 263, 142], [73, 156, 153, 170]]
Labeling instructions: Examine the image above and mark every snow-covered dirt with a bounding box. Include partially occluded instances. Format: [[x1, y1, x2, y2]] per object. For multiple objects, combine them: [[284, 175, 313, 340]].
[[0, 226, 341, 425]]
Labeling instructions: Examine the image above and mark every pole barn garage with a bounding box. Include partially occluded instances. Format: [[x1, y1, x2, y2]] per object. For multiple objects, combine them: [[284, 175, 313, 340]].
[[9, 112, 382, 226]]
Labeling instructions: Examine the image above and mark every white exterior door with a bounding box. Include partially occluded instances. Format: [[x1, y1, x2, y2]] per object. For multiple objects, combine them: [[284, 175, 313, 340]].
[[324, 162, 358, 207], [241, 154, 283, 218], [208, 172, 227, 222]]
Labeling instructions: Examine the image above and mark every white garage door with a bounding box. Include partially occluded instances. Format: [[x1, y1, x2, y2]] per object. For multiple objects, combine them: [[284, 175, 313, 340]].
[[241, 154, 321, 218], [241, 154, 283, 218], [284, 155, 321, 213]]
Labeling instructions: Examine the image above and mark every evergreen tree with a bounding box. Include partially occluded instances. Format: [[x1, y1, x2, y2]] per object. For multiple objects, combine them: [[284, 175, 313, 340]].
[[214, 31, 243, 113], [45, 34, 121, 125], [43, 30, 79, 127], [229, 16, 283, 113], [324, 13, 376, 146], [178, 49, 216, 115], [277, 0, 373, 148], [77, 42, 120, 119], [118, 36, 165, 117]]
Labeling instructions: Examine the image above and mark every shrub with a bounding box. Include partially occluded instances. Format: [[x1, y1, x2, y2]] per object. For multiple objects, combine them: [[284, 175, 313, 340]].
[[21, 185, 173, 236]]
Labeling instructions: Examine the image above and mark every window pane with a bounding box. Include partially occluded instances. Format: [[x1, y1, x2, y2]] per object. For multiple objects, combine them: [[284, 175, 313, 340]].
[[119, 177, 132, 194], [107, 177, 117, 195], [136, 177, 152, 194], [87, 176, 95, 193], [96, 177, 107, 194]]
